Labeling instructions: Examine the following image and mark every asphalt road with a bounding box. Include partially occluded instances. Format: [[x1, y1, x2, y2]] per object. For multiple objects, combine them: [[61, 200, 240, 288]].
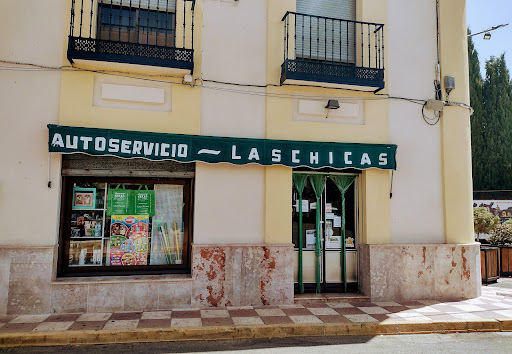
[[2, 332, 512, 354]]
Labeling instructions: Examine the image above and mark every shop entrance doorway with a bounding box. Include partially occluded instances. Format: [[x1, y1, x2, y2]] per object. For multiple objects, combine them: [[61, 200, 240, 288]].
[[292, 173, 358, 293]]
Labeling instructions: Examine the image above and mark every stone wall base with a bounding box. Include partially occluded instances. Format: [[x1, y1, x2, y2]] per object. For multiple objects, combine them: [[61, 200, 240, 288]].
[[0, 244, 294, 314], [0, 246, 192, 315], [359, 243, 482, 302], [191, 244, 294, 307]]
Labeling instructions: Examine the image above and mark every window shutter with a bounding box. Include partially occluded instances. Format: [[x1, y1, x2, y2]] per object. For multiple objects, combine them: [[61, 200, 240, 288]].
[[295, 0, 356, 63], [103, 0, 176, 12]]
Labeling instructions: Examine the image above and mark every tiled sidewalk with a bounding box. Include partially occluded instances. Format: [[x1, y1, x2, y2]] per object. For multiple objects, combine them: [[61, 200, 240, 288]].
[[1, 287, 512, 335]]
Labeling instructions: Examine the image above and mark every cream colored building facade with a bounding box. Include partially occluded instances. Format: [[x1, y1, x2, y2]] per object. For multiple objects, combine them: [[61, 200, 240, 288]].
[[0, 0, 479, 315]]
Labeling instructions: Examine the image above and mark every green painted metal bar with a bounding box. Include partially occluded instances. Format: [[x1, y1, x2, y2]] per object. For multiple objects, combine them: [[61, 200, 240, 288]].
[[329, 175, 356, 293], [315, 194, 321, 293], [298, 191, 304, 293], [309, 175, 327, 294], [293, 174, 308, 294], [341, 191, 347, 292]]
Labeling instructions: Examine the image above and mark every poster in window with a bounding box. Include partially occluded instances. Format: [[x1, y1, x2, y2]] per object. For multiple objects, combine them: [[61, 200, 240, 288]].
[[294, 200, 309, 213], [110, 215, 149, 266], [72, 187, 96, 210], [306, 229, 316, 248]]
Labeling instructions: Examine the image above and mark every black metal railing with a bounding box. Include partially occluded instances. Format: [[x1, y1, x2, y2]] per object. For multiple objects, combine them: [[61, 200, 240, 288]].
[[68, 0, 195, 71], [281, 12, 385, 91]]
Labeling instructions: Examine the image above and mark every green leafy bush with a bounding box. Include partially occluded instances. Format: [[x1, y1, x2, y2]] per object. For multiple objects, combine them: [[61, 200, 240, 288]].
[[474, 207, 500, 242], [488, 223, 512, 246]]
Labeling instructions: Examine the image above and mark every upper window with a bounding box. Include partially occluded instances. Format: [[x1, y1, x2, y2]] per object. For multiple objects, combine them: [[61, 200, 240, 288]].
[[295, 0, 356, 63], [58, 176, 192, 276], [281, 0, 384, 91], [97, 2, 176, 47], [67, 0, 194, 70]]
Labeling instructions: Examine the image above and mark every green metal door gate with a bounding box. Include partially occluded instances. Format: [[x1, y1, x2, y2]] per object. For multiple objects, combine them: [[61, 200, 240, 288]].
[[293, 173, 357, 294]]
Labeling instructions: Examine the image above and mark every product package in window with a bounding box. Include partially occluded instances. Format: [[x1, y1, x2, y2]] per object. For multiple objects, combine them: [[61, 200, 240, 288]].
[[110, 215, 149, 266]]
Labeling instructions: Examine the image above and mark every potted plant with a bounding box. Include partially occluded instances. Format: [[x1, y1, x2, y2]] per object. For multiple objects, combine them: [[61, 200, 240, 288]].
[[474, 207, 500, 283], [489, 222, 512, 276], [474, 207, 499, 242]]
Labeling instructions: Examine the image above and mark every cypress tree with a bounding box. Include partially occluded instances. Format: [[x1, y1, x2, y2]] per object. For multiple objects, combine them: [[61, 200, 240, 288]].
[[481, 54, 512, 190], [468, 36, 486, 190]]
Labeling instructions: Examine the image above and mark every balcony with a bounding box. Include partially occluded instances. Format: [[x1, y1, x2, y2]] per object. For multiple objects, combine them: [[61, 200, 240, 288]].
[[281, 12, 385, 92], [67, 0, 195, 72]]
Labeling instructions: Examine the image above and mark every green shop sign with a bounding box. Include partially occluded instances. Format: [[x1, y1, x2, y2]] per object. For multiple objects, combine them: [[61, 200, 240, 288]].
[[48, 124, 397, 170]]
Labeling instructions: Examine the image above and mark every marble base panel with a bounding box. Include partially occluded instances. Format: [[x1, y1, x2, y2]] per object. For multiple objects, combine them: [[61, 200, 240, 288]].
[[359, 243, 482, 302], [51, 276, 192, 313], [192, 244, 294, 307], [1, 246, 55, 316], [0, 246, 192, 315]]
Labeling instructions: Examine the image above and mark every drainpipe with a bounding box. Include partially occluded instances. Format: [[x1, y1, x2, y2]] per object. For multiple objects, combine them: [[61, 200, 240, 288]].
[[435, 0, 442, 100]]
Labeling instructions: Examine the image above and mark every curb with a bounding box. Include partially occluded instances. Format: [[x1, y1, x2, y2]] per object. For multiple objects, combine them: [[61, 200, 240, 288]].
[[1, 320, 512, 348]]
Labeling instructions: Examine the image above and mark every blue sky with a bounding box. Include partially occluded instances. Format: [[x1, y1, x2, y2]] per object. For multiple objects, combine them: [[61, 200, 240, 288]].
[[467, 0, 512, 78]]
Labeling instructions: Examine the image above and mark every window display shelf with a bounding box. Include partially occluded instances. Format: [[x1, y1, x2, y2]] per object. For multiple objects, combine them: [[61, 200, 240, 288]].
[[70, 237, 103, 240], [72, 208, 105, 211]]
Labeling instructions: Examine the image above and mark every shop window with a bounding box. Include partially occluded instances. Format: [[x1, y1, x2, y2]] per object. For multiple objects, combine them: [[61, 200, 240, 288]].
[[58, 176, 192, 276]]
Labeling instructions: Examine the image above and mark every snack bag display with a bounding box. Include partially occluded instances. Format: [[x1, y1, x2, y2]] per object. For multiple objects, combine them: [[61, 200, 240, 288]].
[[110, 248, 124, 266], [110, 215, 149, 266]]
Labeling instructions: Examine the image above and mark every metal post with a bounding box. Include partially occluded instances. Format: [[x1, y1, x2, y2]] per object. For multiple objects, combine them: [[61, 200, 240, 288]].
[[309, 16, 311, 60], [137, 0, 142, 44], [317, 16, 319, 60], [128, 0, 132, 42], [183, 0, 186, 48], [294, 14, 297, 60], [109, 0, 113, 41], [315, 195, 321, 294], [89, 0, 94, 38], [156, 0, 160, 45], [368, 24, 370, 67], [191, 1, 195, 51], [341, 191, 347, 292], [283, 15, 287, 62], [378, 27, 381, 68], [79, 0, 84, 37], [375, 27, 378, 68], [360, 24, 363, 66], [298, 191, 304, 294], [324, 18, 326, 62], [380, 26, 385, 68], [301, 15, 304, 58], [118, 0, 122, 41], [147, 0, 150, 44], [70, 0, 76, 37], [165, 0, 169, 46], [331, 19, 334, 63]]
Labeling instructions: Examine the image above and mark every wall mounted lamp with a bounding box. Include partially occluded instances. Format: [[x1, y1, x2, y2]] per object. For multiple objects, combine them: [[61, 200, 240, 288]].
[[325, 100, 340, 110], [325, 100, 340, 119]]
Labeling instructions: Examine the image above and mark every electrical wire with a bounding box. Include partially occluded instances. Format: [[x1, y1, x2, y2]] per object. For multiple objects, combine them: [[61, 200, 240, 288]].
[[0, 59, 472, 115], [422, 102, 441, 125]]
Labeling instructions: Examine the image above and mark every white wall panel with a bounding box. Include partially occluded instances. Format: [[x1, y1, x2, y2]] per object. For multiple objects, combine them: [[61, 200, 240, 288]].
[[194, 163, 265, 244], [387, 0, 444, 244], [201, 0, 267, 85]]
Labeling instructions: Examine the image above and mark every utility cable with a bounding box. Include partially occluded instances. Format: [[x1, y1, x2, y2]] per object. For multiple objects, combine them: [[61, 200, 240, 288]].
[[1, 59, 472, 114]]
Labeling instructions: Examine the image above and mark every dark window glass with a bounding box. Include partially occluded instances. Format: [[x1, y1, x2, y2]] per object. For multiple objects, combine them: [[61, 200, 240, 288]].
[[58, 176, 192, 276], [97, 3, 175, 46]]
